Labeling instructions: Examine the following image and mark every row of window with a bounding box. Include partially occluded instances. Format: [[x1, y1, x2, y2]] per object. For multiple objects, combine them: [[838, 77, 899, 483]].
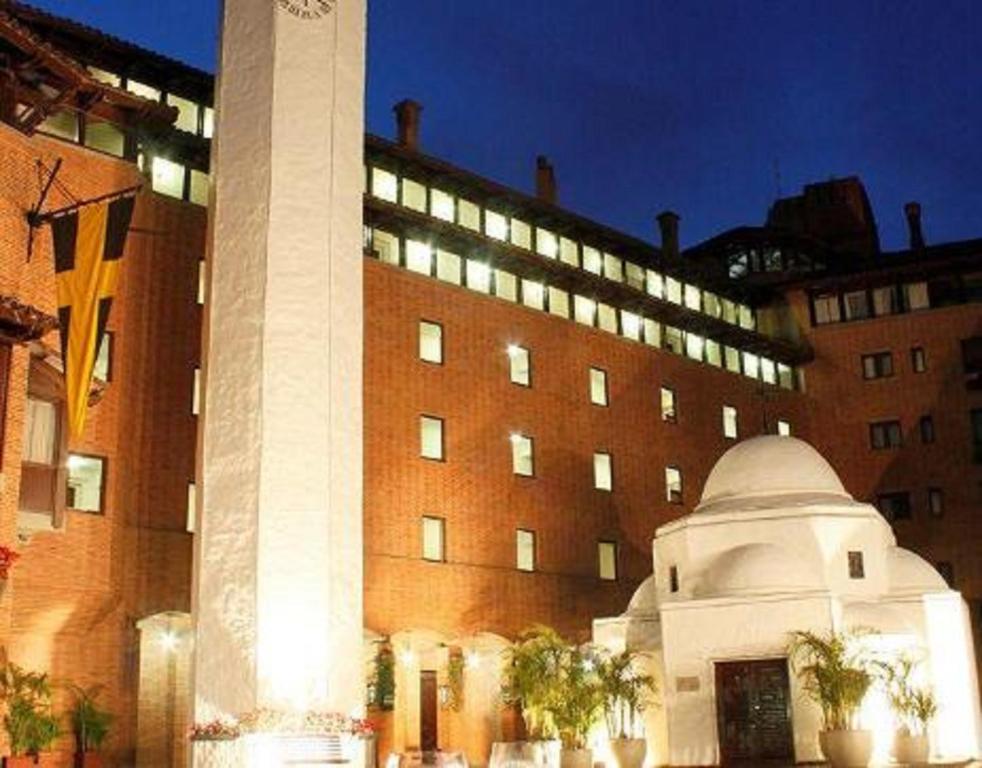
[[812, 282, 931, 326], [367, 165, 758, 330], [372, 230, 798, 389], [876, 488, 945, 521], [861, 347, 927, 380], [420, 516, 619, 580]]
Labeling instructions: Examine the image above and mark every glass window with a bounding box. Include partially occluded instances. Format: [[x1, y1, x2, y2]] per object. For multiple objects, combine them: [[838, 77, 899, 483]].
[[685, 333, 704, 361], [778, 364, 794, 390], [703, 292, 721, 318], [87, 67, 120, 87], [684, 284, 701, 311], [669, 565, 680, 593], [722, 299, 738, 325], [665, 466, 683, 504], [597, 303, 618, 333], [511, 219, 532, 249], [371, 167, 398, 202], [536, 228, 558, 258], [485, 210, 509, 241], [419, 321, 442, 364], [84, 121, 125, 157], [724, 346, 741, 373], [574, 296, 596, 326], [869, 420, 902, 450], [548, 287, 569, 318], [511, 433, 534, 476], [760, 358, 777, 385], [812, 293, 841, 325], [848, 551, 865, 579], [402, 178, 427, 212], [192, 367, 201, 415], [911, 347, 926, 373], [777, 419, 792, 436], [664, 326, 683, 355], [646, 270, 664, 299], [706, 339, 722, 367], [420, 416, 444, 460], [517, 529, 536, 572], [660, 387, 677, 423], [126, 79, 160, 101], [722, 405, 738, 439], [589, 368, 608, 406], [436, 249, 462, 284], [665, 277, 682, 305], [405, 240, 432, 276], [843, 290, 870, 320], [508, 345, 531, 387], [904, 282, 930, 311], [598, 541, 618, 581], [872, 285, 900, 316], [458, 199, 481, 231], [189, 170, 209, 206], [620, 311, 641, 341], [593, 452, 613, 491], [430, 188, 455, 222], [167, 93, 199, 133], [66, 454, 105, 513], [521, 280, 545, 311], [625, 263, 645, 290], [861, 352, 893, 380], [496, 270, 518, 302], [919, 415, 935, 444], [643, 319, 661, 347], [151, 156, 185, 199], [373, 229, 400, 265], [197, 260, 206, 305], [739, 305, 755, 330], [22, 397, 58, 464], [466, 261, 492, 293], [742, 352, 760, 380], [559, 237, 579, 267], [603, 253, 623, 282], [94, 333, 112, 381], [186, 482, 196, 533], [422, 517, 445, 562], [582, 246, 602, 275], [928, 487, 944, 517], [202, 107, 215, 138]]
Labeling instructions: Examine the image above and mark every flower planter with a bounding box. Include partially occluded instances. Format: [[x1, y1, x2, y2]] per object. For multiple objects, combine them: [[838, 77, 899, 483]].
[[609, 738, 646, 768], [893, 731, 929, 765], [819, 730, 873, 768], [74, 753, 103, 768], [559, 747, 591, 768]]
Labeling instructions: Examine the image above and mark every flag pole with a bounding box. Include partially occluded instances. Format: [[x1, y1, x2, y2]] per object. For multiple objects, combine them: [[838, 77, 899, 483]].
[[29, 183, 142, 226]]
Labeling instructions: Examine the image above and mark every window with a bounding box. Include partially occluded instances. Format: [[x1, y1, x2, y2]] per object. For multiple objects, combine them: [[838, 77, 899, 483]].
[[510, 219, 532, 249], [603, 253, 624, 282], [663, 327, 683, 355], [589, 368, 608, 406], [84, 121, 125, 157], [497, 271, 518, 302], [401, 178, 427, 212], [722, 405, 738, 440], [66, 454, 105, 513], [776, 419, 792, 436], [724, 346, 741, 373], [536, 228, 558, 258], [848, 551, 865, 579], [167, 93, 199, 133], [593, 452, 613, 491], [507, 345, 531, 386], [422, 517, 445, 562], [573, 296, 596, 326], [812, 293, 841, 325], [485, 210, 508, 241], [936, 561, 954, 587], [93, 332, 113, 382], [458, 199, 480, 231], [189, 170, 209, 206], [127, 79, 160, 101], [684, 284, 701, 311], [466, 260, 491, 293], [371, 167, 398, 202], [436, 250, 461, 284], [598, 541, 618, 581], [911, 346, 926, 373], [517, 529, 536, 572], [620, 311, 641, 341], [419, 321, 443, 364], [669, 565, 679, 593], [202, 107, 215, 138], [521, 280, 545, 311], [903, 282, 930, 311], [511, 433, 534, 476], [405, 240, 432, 276], [420, 416, 444, 461], [625, 263, 645, 291], [560, 237, 579, 267], [372, 229, 399, 265], [151, 156, 185, 199], [660, 387, 677, 422], [582, 246, 602, 275], [742, 352, 760, 380], [869, 420, 902, 450], [192, 368, 201, 416], [872, 285, 900, 316], [197, 260, 206, 304], [861, 352, 893, 380], [665, 466, 683, 504], [919, 415, 935, 444], [685, 333, 704, 362], [186, 482, 196, 533], [548, 287, 569, 318], [22, 397, 58, 465], [877, 492, 911, 521], [928, 487, 944, 518], [430, 188, 455, 222], [665, 277, 682, 305], [646, 270, 664, 299], [706, 340, 722, 367], [597, 304, 618, 333], [843, 290, 870, 320]]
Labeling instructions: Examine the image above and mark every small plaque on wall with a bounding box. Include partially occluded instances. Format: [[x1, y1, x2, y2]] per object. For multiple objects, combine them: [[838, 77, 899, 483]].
[[676, 676, 700, 692]]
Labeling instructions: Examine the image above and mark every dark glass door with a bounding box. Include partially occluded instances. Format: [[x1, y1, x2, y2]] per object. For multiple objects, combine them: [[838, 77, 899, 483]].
[[715, 658, 794, 766], [420, 670, 438, 752]]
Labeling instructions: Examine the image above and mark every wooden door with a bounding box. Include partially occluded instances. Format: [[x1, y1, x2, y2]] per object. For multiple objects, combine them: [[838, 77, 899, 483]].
[[715, 659, 794, 766], [419, 670, 438, 752]]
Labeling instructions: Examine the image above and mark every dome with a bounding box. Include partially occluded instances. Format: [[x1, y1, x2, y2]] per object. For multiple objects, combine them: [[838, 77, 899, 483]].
[[626, 574, 658, 615], [887, 547, 948, 594], [698, 543, 824, 597], [698, 436, 850, 510]]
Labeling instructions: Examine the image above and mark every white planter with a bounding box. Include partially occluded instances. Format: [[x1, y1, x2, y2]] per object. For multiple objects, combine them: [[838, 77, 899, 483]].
[[893, 731, 929, 765], [489, 740, 559, 768], [818, 730, 873, 768], [608, 738, 645, 768], [191, 739, 243, 768], [559, 747, 592, 768]]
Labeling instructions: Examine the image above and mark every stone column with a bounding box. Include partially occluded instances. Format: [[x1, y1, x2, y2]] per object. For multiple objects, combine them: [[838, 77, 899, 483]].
[[191, 0, 366, 755]]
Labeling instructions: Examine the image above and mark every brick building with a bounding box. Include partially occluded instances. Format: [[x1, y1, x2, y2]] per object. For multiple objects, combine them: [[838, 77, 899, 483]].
[[0, 4, 977, 766]]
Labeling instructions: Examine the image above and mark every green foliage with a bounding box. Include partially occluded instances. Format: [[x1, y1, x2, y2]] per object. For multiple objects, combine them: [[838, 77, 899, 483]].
[[875, 655, 938, 735], [597, 650, 657, 739], [551, 645, 604, 750], [0, 661, 61, 756], [787, 630, 874, 731], [68, 685, 113, 752], [446, 652, 464, 712], [369, 643, 395, 711]]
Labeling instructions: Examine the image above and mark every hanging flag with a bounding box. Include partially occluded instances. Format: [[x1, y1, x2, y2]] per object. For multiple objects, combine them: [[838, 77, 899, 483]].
[[50, 194, 135, 438]]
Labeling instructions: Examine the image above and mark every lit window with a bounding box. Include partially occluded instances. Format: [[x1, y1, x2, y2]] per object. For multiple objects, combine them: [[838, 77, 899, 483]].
[[684, 284, 701, 311], [511, 433, 534, 476], [646, 270, 664, 299], [861, 352, 893, 380], [597, 304, 618, 333], [522, 280, 545, 311], [458, 199, 480, 231], [510, 219, 531, 249], [430, 188, 455, 222], [665, 466, 683, 504], [812, 293, 841, 324], [778, 364, 794, 390], [197, 260, 206, 305], [928, 487, 944, 517], [548, 287, 569, 318], [536, 228, 558, 258], [777, 420, 792, 436], [625, 263, 645, 290], [167, 93, 200, 133], [66, 454, 105, 513], [436, 250, 462, 284], [848, 551, 865, 579], [685, 333, 704, 361], [760, 358, 777, 385], [574, 296, 596, 326], [589, 368, 608, 406], [904, 282, 930, 311], [593, 452, 613, 491], [420, 416, 444, 461], [703, 292, 721, 318], [402, 178, 427, 212], [189, 170, 209, 206], [598, 541, 618, 581], [496, 270, 518, 302], [664, 327, 683, 355], [643, 319, 661, 347], [724, 347, 741, 373], [722, 405, 738, 439], [620, 311, 641, 341], [202, 107, 215, 138], [466, 261, 492, 293], [371, 167, 398, 202], [660, 387, 677, 422], [739, 306, 755, 330], [869, 420, 902, 450], [94, 332, 112, 382], [84, 121, 125, 157], [186, 482, 196, 533], [843, 290, 870, 321], [508, 345, 531, 387], [742, 352, 760, 380], [22, 398, 58, 464], [151, 157, 185, 199], [485, 210, 509, 241], [517, 529, 536, 572], [126, 79, 160, 101], [419, 321, 443, 364], [665, 277, 682, 305], [603, 253, 623, 282], [405, 240, 432, 276], [192, 367, 201, 415], [422, 516, 445, 562], [706, 340, 722, 367], [372, 229, 400, 265], [911, 347, 926, 373], [872, 285, 900, 316], [87, 67, 120, 87], [559, 237, 579, 267], [582, 246, 602, 275]]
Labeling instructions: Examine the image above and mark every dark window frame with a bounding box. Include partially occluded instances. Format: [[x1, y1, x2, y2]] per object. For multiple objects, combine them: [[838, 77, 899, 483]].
[[861, 351, 894, 380], [420, 515, 447, 562], [419, 414, 446, 462], [877, 491, 911, 521], [598, 539, 618, 581], [848, 551, 865, 579], [418, 319, 444, 366], [869, 420, 903, 450], [65, 452, 108, 516]]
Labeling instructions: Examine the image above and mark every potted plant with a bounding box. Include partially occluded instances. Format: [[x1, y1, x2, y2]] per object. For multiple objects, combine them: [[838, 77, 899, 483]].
[[67, 685, 113, 768], [877, 655, 937, 765], [597, 650, 656, 768], [551, 645, 604, 768], [787, 630, 874, 768], [0, 661, 61, 767]]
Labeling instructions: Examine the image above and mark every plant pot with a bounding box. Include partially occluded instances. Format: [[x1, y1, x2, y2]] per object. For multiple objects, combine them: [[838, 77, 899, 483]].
[[818, 730, 874, 768], [3, 757, 39, 768], [609, 738, 646, 768], [559, 747, 592, 768], [893, 732, 929, 765], [74, 753, 103, 768]]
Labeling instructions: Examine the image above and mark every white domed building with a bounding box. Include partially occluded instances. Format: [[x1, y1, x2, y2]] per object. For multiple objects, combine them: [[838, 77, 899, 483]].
[[594, 436, 982, 766]]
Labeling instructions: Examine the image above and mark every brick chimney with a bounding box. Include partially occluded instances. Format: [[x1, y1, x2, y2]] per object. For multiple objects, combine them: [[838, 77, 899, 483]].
[[394, 99, 422, 151], [657, 210, 680, 259], [904, 201, 925, 250], [535, 155, 557, 205]]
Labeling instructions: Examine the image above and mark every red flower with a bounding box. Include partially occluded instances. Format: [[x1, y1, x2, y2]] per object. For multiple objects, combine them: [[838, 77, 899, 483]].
[[0, 546, 19, 580]]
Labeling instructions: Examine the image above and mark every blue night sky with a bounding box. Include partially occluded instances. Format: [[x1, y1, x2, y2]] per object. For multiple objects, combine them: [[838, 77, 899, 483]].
[[26, 0, 982, 251]]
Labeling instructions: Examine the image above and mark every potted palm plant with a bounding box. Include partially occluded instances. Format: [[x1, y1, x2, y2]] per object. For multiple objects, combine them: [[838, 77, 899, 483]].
[[68, 685, 113, 768], [597, 650, 656, 768], [552, 645, 604, 768], [877, 655, 937, 765], [0, 662, 60, 767], [787, 630, 874, 768]]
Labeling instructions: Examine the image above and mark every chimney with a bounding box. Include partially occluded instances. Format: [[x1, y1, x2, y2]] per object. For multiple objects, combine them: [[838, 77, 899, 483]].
[[657, 210, 680, 259], [535, 155, 557, 205], [394, 99, 422, 151], [904, 201, 925, 250]]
